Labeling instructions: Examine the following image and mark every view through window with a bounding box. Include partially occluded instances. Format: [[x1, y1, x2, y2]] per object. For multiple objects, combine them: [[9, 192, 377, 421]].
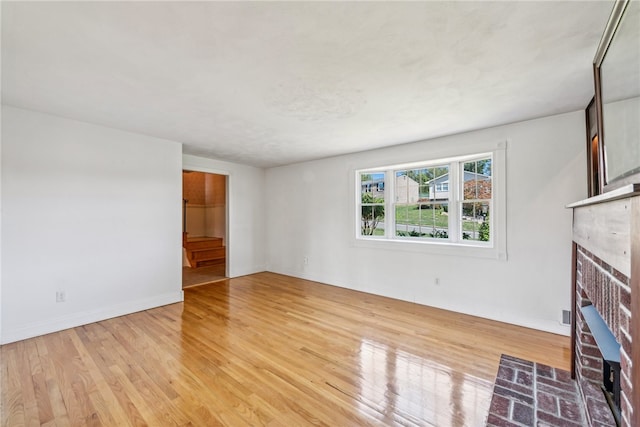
[[358, 154, 493, 246]]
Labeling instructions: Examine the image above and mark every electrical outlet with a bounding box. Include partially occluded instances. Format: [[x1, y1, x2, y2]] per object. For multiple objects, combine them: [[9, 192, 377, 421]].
[[434, 278, 440, 285], [303, 256, 309, 266], [56, 291, 66, 303]]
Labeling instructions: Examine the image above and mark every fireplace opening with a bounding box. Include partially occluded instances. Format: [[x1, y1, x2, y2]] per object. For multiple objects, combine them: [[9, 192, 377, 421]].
[[602, 359, 621, 426], [580, 304, 622, 426]]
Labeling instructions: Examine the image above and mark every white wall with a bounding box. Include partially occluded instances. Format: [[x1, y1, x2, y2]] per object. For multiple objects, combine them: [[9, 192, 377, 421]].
[[1, 106, 184, 344], [265, 111, 587, 335], [182, 154, 266, 278], [0, 105, 3, 343], [0, 105, 585, 342]]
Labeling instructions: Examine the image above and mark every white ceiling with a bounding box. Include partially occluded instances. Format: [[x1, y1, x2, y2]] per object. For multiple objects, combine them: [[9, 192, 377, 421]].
[[2, 1, 614, 168]]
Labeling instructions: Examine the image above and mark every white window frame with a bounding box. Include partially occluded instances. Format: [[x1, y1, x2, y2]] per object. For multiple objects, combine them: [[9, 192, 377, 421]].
[[353, 141, 507, 260]]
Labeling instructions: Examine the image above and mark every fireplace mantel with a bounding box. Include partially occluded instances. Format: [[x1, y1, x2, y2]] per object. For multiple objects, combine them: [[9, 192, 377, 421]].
[[567, 183, 640, 209], [568, 184, 639, 427]]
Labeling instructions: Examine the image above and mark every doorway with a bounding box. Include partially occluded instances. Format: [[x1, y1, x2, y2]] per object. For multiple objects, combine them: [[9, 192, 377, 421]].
[[182, 170, 227, 288]]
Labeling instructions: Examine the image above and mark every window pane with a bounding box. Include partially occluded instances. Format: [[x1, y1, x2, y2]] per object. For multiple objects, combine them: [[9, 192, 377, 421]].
[[396, 205, 414, 237], [399, 202, 448, 239], [461, 203, 490, 241], [361, 204, 385, 236], [395, 170, 420, 203], [463, 159, 492, 200], [395, 203, 446, 239], [425, 165, 449, 201], [395, 205, 409, 224], [433, 166, 448, 179], [395, 170, 404, 202], [425, 202, 449, 239], [465, 161, 477, 174], [361, 172, 385, 201], [419, 184, 429, 200], [407, 204, 424, 236]]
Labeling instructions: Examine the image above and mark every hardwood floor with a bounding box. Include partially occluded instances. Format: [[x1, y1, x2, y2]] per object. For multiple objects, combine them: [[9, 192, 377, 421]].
[[182, 264, 226, 288], [1, 272, 570, 426]]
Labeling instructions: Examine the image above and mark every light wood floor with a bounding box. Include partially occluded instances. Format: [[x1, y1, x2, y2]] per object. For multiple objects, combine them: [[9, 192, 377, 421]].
[[1, 272, 570, 427], [182, 264, 226, 288]]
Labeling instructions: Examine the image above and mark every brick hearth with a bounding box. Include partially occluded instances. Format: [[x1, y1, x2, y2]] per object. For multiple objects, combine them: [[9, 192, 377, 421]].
[[486, 354, 615, 427]]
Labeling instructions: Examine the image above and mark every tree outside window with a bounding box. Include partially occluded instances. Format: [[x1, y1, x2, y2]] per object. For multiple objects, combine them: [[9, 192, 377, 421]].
[[360, 172, 385, 235]]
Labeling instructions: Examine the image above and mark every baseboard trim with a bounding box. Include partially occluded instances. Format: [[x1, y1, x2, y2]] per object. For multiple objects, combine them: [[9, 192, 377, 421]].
[[266, 268, 571, 337], [1, 291, 184, 344], [228, 264, 267, 278]]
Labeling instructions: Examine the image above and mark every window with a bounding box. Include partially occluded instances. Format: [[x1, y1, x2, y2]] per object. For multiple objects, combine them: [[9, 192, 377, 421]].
[[395, 165, 450, 239], [360, 172, 386, 236], [435, 182, 449, 192], [356, 146, 505, 258], [461, 158, 492, 242]]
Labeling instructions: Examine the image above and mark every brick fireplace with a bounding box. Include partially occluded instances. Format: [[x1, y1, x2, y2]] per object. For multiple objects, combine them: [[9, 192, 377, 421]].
[[486, 189, 638, 427], [569, 187, 639, 427], [575, 246, 630, 426]]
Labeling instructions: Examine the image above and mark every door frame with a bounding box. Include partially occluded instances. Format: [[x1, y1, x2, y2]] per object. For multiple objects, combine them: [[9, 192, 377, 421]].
[[182, 166, 230, 279]]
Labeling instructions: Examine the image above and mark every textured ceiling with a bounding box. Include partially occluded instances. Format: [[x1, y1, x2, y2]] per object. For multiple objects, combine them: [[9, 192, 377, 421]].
[[1, 1, 614, 168]]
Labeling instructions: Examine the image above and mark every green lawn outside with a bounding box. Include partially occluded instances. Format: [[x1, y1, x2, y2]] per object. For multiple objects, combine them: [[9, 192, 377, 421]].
[[395, 205, 488, 233], [362, 205, 490, 240], [395, 205, 447, 228]]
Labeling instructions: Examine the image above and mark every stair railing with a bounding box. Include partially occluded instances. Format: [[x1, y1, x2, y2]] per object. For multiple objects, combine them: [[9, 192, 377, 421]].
[[182, 198, 188, 246]]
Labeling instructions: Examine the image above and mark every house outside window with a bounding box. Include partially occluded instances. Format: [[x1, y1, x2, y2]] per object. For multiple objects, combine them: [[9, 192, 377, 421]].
[[460, 160, 492, 242], [395, 165, 450, 239], [434, 181, 449, 194], [356, 150, 502, 252]]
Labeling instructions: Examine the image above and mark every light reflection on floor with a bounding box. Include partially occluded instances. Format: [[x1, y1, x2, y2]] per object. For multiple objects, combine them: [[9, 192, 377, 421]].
[[357, 339, 492, 426]]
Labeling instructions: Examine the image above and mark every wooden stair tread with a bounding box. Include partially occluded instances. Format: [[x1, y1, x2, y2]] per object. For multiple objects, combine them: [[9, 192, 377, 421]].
[[189, 246, 225, 253], [183, 236, 226, 268], [193, 258, 225, 267], [186, 236, 222, 242], [191, 250, 225, 261], [184, 237, 223, 250]]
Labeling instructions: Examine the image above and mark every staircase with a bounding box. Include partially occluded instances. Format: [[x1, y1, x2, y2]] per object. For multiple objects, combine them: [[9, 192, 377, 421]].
[[184, 237, 226, 268]]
